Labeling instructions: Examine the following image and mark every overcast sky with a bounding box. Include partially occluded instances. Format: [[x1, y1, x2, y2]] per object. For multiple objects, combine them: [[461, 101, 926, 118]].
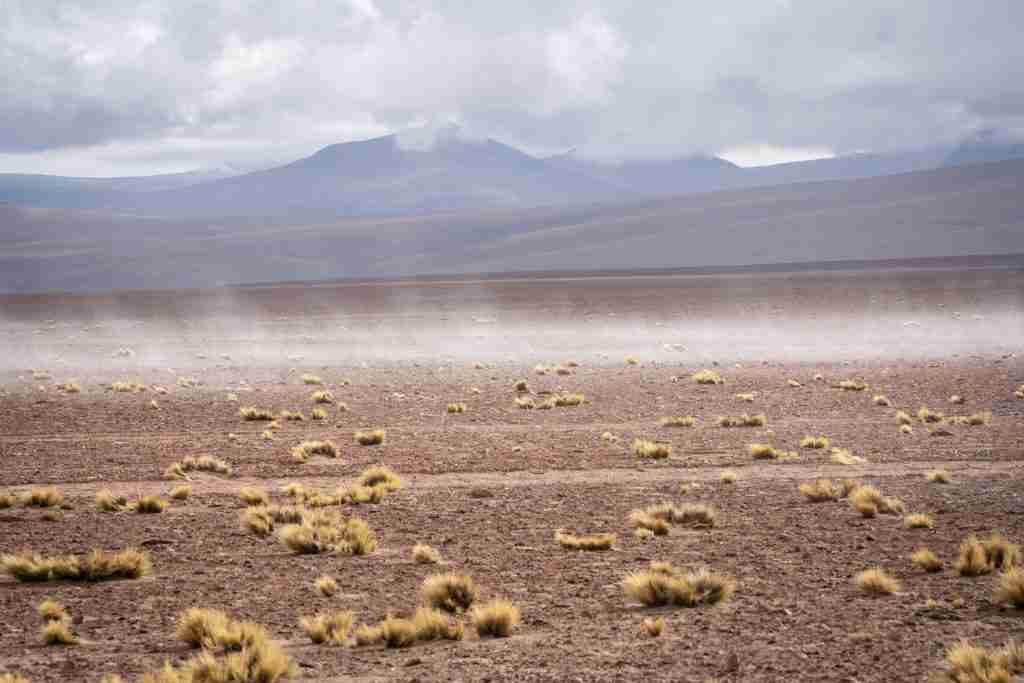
[[1, 1, 1023, 176]]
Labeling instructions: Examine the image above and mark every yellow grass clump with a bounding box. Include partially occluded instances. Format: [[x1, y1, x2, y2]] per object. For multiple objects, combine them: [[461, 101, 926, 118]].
[[421, 573, 478, 613], [848, 485, 904, 517], [514, 379, 529, 392], [946, 412, 992, 426], [110, 381, 146, 393], [904, 513, 934, 529], [911, 548, 944, 573], [23, 487, 64, 508], [278, 515, 377, 556], [717, 414, 766, 427], [311, 390, 334, 404], [314, 576, 337, 596], [633, 439, 672, 459], [854, 567, 900, 595], [872, 394, 891, 406], [2, 548, 150, 582], [552, 392, 586, 407], [446, 402, 467, 413], [310, 408, 327, 420], [641, 616, 665, 637], [955, 536, 993, 577], [411, 607, 464, 642], [177, 376, 198, 388], [412, 543, 443, 564], [995, 567, 1024, 608], [0, 491, 16, 509], [787, 379, 802, 388], [38, 599, 68, 622], [59, 381, 82, 394], [131, 495, 168, 514], [0, 674, 32, 683], [357, 464, 403, 492], [301, 374, 324, 385], [514, 397, 535, 409], [555, 530, 616, 551], [693, 369, 725, 385], [290, 440, 339, 462], [982, 532, 1022, 570], [96, 489, 127, 512], [239, 487, 270, 506], [469, 599, 520, 638], [936, 639, 1024, 683], [1015, 385, 1024, 399], [660, 416, 695, 427], [799, 479, 842, 502], [164, 454, 232, 479], [354, 429, 385, 446], [239, 406, 275, 421], [555, 365, 574, 375], [628, 510, 670, 536], [41, 620, 78, 646], [279, 410, 304, 421], [917, 406, 944, 423], [895, 410, 914, 425], [900, 424, 913, 434], [735, 392, 755, 402], [800, 435, 830, 449], [830, 448, 866, 465], [300, 610, 354, 645], [836, 379, 868, 391], [720, 469, 738, 484], [169, 484, 192, 500], [748, 443, 795, 460], [623, 562, 735, 607]]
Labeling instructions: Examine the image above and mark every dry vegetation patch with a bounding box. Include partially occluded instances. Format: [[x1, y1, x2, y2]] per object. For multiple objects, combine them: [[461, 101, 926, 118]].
[[421, 573, 478, 613], [555, 530, 616, 551], [239, 406, 276, 421], [354, 429, 385, 446], [854, 567, 900, 595], [717, 414, 766, 427], [164, 455, 231, 479], [936, 639, 1024, 683], [748, 443, 796, 460], [633, 439, 672, 459], [800, 435, 830, 449], [2, 548, 150, 582], [311, 390, 334, 404], [692, 369, 725, 385], [23, 487, 64, 508], [412, 543, 443, 564], [300, 610, 354, 645], [291, 440, 339, 462], [911, 548, 944, 573], [623, 562, 735, 608], [278, 514, 377, 556], [446, 402, 467, 413], [996, 567, 1024, 608], [659, 416, 695, 427], [470, 599, 520, 638]]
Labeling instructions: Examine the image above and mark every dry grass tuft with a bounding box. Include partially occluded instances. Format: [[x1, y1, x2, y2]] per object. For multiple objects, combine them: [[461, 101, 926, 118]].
[[927, 469, 952, 484], [911, 548, 944, 573], [239, 487, 269, 506], [836, 379, 868, 391], [904, 513, 934, 529], [177, 376, 198, 388], [176, 607, 229, 647], [412, 607, 464, 642], [946, 412, 992, 427], [311, 390, 334, 404], [748, 443, 794, 460], [0, 491, 16, 509], [514, 379, 529, 392], [854, 567, 900, 595], [290, 440, 339, 462], [300, 610, 354, 645], [354, 429, 385, 446], [38, 599, 68, 622], [164, 454, 231, 479], [900, 424, 913, 434], [421, 573, 478, 613], [514, 397, 535, 409], [717, 414, 767, 427], [23, 487, 64, 508], [279, 410, 305, 421], [59, 381, 82, 393], [1016, 385, 1024, 399], [301, 374, 324, 385], [830, 448, 866, 465], [555, 365, 574, 375], [949, 394, 965, 404], [799, 479, 842, 502], [412, 543, 443, 564], [692, 369, 725, 385], [534, 364, 549, 375], [314, 576, 337, 596], [41, 620, 78, 646], [169, 484, 192, 500], [633, 439, 672, 459], [982, 533, 1022, 570], [470, 599, 520, 638], [872, 394, 891, 406], [0, 674, 32, 683], [641, 616, 665, 637], [96, 489, 127, 512], [995, 567, 1024, 608], [131, 496, 168, 513], [623, 563, 736, 607], [800, 435, 830, 449], [917, 406, 944, 423], [955, 536, 992, 577], [310, 407, 327, 420], [357, 464, 403, 492], [110, 381, 146, 393], [552, 392, 586, 407], [446, 402, 467, 413], [720, 469, 737, 484], [239, 406, 275, 421], [895, 410, 914, 425], [660, 416, 695, 427], [278, 515, 377, 556], [555, 530, 616, 551], [848, 485, 904, 517], [937, 639, 1024, 683], [628, 510, 670, 536], [787, 379, 802, 388], [2, 548, 150, 582]]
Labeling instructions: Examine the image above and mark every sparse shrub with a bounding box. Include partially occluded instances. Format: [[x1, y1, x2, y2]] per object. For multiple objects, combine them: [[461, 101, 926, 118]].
[[995, 567, 1024, 608], [854, 567, 900, 595], [911, 548, 944, 573], [895, 410, 914, 425], [927, 469, 951, 483], [830, 448, 866, 465], [514, 380, 529, 392], [800, 435, 830, 449], [239, 487, 269, 506], [660, 416, 695, 427], [378, 615, 417, 648], [38, 599, 68, 622], [1016, 385, 1024, 399], [412, 607, 464, 641], [628, 510, 670, 535], [148, 399, 160, 410], [634, 528, 655, 541], [176, 607, 230, 647], [717, 414, 766, 427], [787, 379, 802, 388], [514, 397, 535, 409], [748, 443, 793, 460], [836, 380, 868, 391], [2, 548, 150, 582], [354, 429, 385, 446], [132, 496, 168, 513], [412, 543, 442, 564], [177, 376, 198, 388], [625, 356, 639, 366], [735, 392, 755, 402], [555, 530, 615, 551], [110, 381, 146, 393], [311, 408, 327, 420], [315, 576, 337, 596], [552, 392, 585, 407], [446, 402, 467, 413], [261, 430, 275, 440], [357, 464, 402, 491], [279, 410, 304, 421], [41, 620, 78, 645], [169, 485, 192, 500], [353, 624, 383, 647], [23, 487, 63, 508], [42, 509, 63, 522], [470, 599, 520, 637], [302, 374, 324, 385], [278, 515, 377, 556], [300, 610, 354, 645], [799, 479, 841, 502], [96, 489, 127, 512], [982, 532, 1021, 570], [872, 395, 891, 406], [693, 369, 725, 385], [955, 536, 992, 576], [240, 406, 275, 421], [946, 412, 992, 426], [337, 484, 386, 505], [720, 469, 737, 484], [904, 513, 934, 529], [59, 381, 82, 394], [164, 454, 232, 479], [290, 440, 339, 462], [900, 424, 913, 434], [421, 573, 478, 613], [311, 390, 334, 404], [917, 406, 944, 423], [0, 491, 15, 509], [623, 563, 735, 607], [641, 616, 665, 637], [601, 431, 618, 442], [936, 639, 1024, 683], [633, 439, 672, 459]]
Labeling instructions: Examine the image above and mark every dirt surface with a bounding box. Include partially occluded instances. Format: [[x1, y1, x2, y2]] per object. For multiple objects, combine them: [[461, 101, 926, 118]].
[[1, 267, 1023, 682]]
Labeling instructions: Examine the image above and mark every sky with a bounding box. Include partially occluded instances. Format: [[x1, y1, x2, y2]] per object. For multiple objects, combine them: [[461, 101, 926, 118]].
[[1, 1, 1023, 176]]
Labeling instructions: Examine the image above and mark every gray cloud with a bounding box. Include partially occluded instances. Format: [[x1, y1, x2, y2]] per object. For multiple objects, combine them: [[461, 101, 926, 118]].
[[1, 0, 1023, 173]]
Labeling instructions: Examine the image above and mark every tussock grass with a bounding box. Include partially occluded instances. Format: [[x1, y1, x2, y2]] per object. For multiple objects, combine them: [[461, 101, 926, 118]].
[[623, 562, 735, 607], [937, 640, 1024, 683], [278, 515, 377, 556], [177, 376, 198, 388], [854, 567, 900, 595], [625, 356, 639, 366], [692, 369, 725, 385], [634, 528, 655, 541], [176, 607, 230, 647], [96, 489, 127, 512], [23, 487, 64, 508], [830, 448, 866, 465], [717, 414, 766, 427], [300, 610, 354, 645], [310, 408, 327, 420], [630, 503, 718, 530], [555, 365, 573, 375], [0, 491, 15, 509], [641, 616, 665, 637], [995, 567, 1024, 608], [357, 464, 403, 491], [552, 392, 586, 407], [446, 402, 467, 413], [633, 439, 672, 459], [354, 429, 385, 446], [412, 607, 464, 641], [301, 374, 324, 385], [836, 379, 868, 391], [917, 406, 944, 423], [279, 410, 304, 421], [38, 599, 68, 622], [787, 379, 802, 388], [911, 548, 944, 573], [799, 479, 842, 502], [336, 485, 386, 505], [848, 485, 905, 517], [239, 487, 269, 506], [290, 440, 339, 462], [412, 543, 443, 564], [110, 381, 146, 393], [946, 411, 992, 426], [660, 416, 695, 427], [314, 576, 337, 596], [628, 510, 670, 535], [377, 616, 418, 648], [239, 406, 275, 421], [59, 381, 82, 394], [955, 536, 992, 576], [0, 674, 32, 683], [164, 455, 232, 480], [169, 484, 192, 500], [982, 533, 1021, 570], [872, 395, 891, 406], [2, 548, 150, 582], [42, 509, 63, 523], [311, 390, 334, 404], [470, 599, 520, 638], [514, 379, 529, 392], [1016, 385, 1024, 399], [41, 620, 78, 646], [421, 573, 478, 613], [748, 443, 795, 460], [534, 364, 549, 375], [895, 410, 914, 425], [131, 496, 168, 514], [514, 397, 535, 409], [720, 469, 737, 484], [904, 513, 934, 529], [800, 435, 830, 449], [735, 392, 755, 402], [900, 424, 913, 434], [555, 530, 616, 551], [601, 431, 618, 442]]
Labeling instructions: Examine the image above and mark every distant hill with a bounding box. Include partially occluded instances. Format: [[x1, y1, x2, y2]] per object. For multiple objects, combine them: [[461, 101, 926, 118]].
[[3, 157, 1023, 293]]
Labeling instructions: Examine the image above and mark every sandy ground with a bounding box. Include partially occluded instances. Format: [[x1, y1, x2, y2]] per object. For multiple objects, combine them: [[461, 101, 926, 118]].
[[1, 265, 1023, 682]]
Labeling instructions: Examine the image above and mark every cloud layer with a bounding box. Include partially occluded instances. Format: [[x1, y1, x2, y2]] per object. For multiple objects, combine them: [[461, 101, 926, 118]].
[[2, 1, 1023, 173]]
